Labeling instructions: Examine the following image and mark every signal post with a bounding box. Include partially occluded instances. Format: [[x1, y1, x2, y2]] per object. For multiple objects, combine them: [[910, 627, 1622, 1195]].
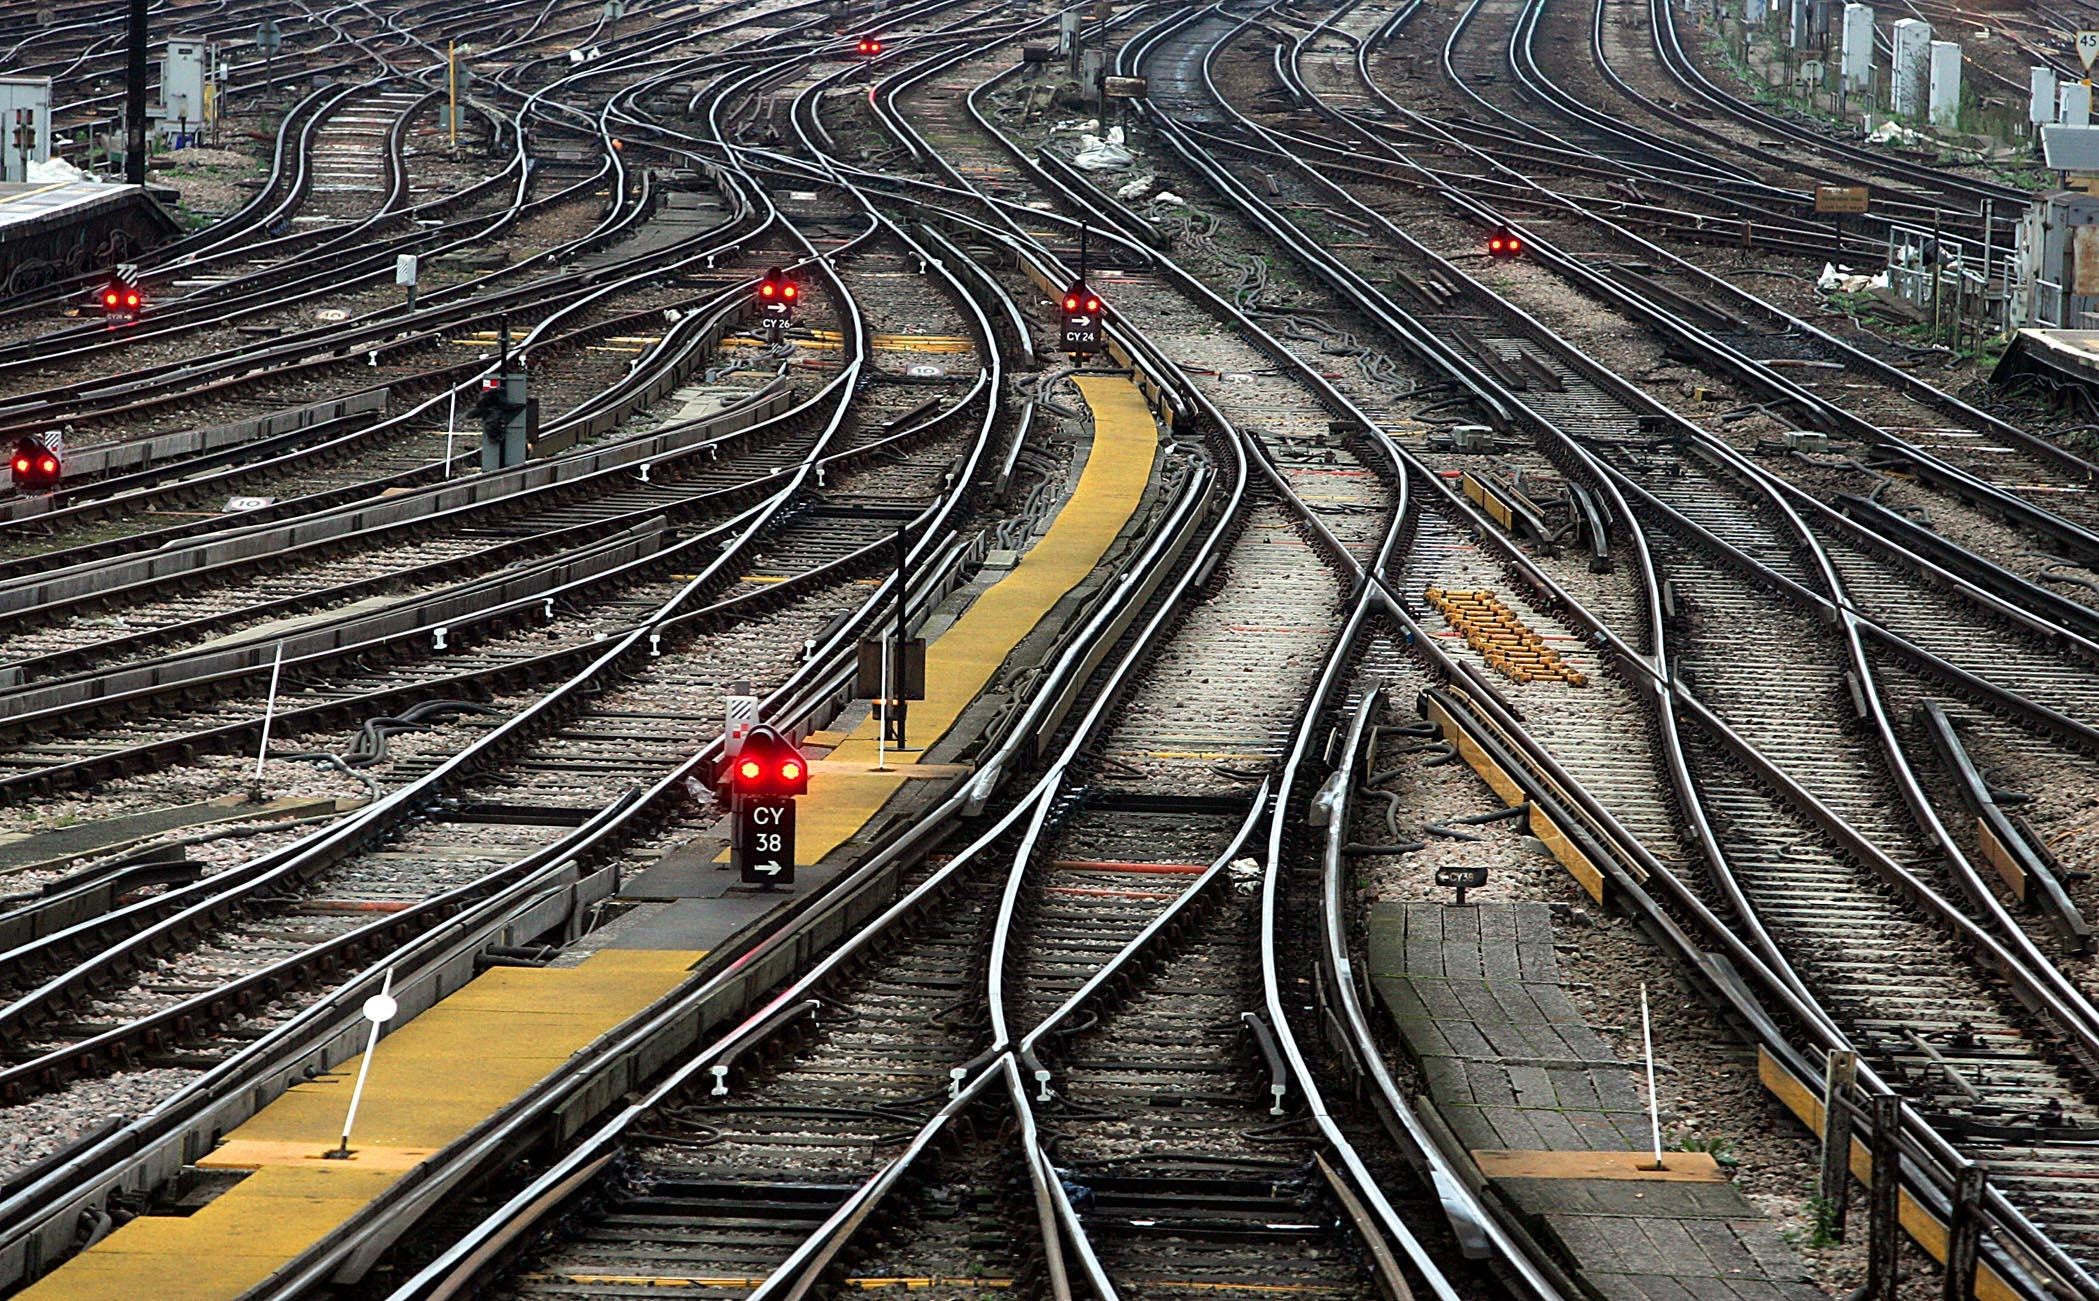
[[725, 722, 809, 888]]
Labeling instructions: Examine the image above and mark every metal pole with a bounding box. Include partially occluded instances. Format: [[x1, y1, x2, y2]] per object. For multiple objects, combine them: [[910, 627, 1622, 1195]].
[[331, 969, 394, 1158], [124, 0, 148, 184], [1817, 1048, 1858, 1242], [445, 387, 457, 476], [448, 42, 458, 150], [875, 632, 890, 772], [253, 640, 286, 786], [1930, 208, 1944, 342], [1865, 1094, 1902, 1300], [893, 525, 909, 752], [1980, 199, 1996, 337], [1639, 983, 1664, 1169], [1943, 1164, 1986, 1301]]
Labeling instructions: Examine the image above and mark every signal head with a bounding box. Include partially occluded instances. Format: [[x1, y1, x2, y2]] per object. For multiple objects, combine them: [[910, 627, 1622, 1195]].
[[1486, 227, 1522, 258], [10, 437, 58, 488], [729, 723, 809, 796]]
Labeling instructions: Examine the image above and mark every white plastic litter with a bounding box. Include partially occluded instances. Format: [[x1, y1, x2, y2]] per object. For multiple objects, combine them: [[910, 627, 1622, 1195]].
[[26, 157, 93, 184], [1866, 119, 1925, 146], [1115, 173, 1155, 201], [1051, 118, 1101, 135], [1152, 190, 1185, 206], [1817, 262, 1888, 293], [1071, 125, 1132, 171]]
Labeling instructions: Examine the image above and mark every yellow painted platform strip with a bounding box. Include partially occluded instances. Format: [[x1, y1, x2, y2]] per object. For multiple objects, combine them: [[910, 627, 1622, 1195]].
[[0, 183, 65, 207], [790, 375, 1157, 865], [19, 949, 703, 1301], [1472, 1149, 1725, 1182]]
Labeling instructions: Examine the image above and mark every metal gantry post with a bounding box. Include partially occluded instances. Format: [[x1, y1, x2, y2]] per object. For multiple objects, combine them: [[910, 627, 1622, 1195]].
[[124, 0, 148, 184]]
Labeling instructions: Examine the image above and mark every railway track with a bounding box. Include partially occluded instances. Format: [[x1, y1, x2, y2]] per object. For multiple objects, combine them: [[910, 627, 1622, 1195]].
[[1105, 2, 2099, 1293]]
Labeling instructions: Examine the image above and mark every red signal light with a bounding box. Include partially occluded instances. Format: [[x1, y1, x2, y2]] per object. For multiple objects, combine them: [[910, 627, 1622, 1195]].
[[103, 290, 119, 307], [781, 282, 797, 301], [728, 723, 809, 797], [11, 438, 59, 488], [1084, 297, 1100, 312], [1063, 295, 1079, 311], [759, 281, 776, 299], [125, 292, 140, 308]]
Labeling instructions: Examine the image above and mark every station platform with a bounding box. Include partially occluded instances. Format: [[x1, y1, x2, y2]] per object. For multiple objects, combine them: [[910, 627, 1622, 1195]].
[[1992, 327, 2099, 394], [16, 375, 1163, 1300], [1369, 901, 1824, 1301], [0, 181, 178, 290]]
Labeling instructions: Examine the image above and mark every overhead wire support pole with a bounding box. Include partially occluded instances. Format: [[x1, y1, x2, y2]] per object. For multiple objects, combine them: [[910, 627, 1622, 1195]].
[[124, 0, 148, 184]]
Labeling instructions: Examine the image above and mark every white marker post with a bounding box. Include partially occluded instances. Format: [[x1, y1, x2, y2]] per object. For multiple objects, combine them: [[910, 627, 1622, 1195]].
[[874, 633, 892, 772], [253, 641, 285, 788], [329, 970, 398, 1159], [1640, 982, 1665, 1169], [444, 387, 458, 477]]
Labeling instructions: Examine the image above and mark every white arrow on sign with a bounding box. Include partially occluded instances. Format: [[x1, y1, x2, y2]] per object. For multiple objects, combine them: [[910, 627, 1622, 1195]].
[[1068, 315, 1093, 328], [2080, 30, 2099, 72], [753, 860, 784, 876]]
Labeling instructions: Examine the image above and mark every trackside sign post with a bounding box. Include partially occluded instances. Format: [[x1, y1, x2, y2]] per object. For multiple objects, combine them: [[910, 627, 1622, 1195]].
[[734, 799, 796, 885]]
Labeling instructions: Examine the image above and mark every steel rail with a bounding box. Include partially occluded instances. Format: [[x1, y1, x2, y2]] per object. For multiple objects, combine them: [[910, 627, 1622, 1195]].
[[1123, 7, 2097, 1293]]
